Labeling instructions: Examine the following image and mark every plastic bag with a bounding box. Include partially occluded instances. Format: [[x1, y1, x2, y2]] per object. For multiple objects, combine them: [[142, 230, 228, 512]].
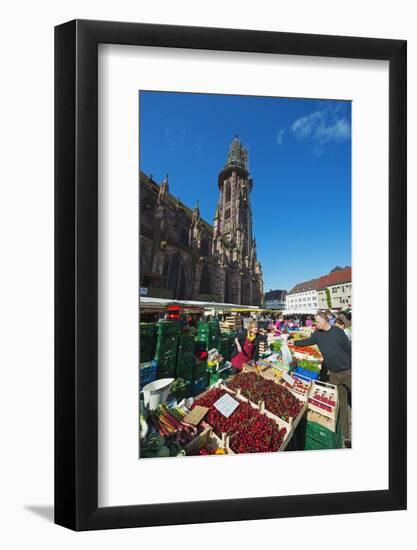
[[281, 342, 293, 368]]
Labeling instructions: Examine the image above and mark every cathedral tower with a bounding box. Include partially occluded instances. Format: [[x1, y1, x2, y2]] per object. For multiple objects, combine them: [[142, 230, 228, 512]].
[[214, 136, 263, 305]]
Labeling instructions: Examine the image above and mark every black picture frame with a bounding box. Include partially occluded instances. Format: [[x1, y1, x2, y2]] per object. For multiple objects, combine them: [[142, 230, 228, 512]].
[[55, 19, 407, 531]]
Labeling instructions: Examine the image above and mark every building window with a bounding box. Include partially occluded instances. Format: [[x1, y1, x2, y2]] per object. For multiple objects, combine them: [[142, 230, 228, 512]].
[[225, 181, 231, 203], [179, 226, 189, 246], [201, 238, 210, 257], [165, 254, 187, 300], [199, 264, 211, 295], [225, 208, 231, 220]]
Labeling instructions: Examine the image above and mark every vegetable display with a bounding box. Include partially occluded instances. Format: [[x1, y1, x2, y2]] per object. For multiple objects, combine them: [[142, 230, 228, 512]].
[[149, 403, 199, 446], [297, 359, 321, 373], [227, 372, 303, 422], [289, 344, 322, 360], [270, 341, 282, 352]]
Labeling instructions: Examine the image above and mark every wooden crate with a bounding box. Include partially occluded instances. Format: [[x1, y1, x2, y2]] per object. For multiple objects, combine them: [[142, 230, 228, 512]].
[[185, 427, 230, 456], [307, 380, 339, 432]]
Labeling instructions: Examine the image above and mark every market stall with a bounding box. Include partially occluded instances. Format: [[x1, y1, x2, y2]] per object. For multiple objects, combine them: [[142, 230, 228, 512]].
[[139, 313, 344, 458]]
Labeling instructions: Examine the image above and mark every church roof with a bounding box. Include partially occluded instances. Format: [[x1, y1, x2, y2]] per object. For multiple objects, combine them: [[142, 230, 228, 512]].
[[140, 171, 214, 235]]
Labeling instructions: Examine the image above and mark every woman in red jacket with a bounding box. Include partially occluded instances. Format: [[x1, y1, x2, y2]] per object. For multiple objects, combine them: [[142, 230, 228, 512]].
[[230, 321, 260, 373]]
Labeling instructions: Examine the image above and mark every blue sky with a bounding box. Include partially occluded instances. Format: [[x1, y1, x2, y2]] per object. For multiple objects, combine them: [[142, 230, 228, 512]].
[[139, 91, 351, 291]]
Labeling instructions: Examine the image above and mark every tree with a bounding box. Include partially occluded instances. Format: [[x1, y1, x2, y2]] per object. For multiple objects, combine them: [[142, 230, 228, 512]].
[[326, 288, 332, 308]]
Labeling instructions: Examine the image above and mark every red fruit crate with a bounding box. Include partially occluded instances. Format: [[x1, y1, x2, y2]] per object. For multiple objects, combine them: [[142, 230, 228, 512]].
[[307, 380, 339, 432], [197, 382, 293, 452], [230, 387, 294, 451], [279, 372, 312, 398], [258, 392, 308, 432]]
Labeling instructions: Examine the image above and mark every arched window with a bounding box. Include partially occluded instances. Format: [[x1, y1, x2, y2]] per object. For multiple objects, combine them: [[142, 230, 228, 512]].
[[165, 254, 187, 300], [179, 226, 189, 246], [199, 265, 211, 295], [201, 237, 210, 257], [225, 181, 231, 203]]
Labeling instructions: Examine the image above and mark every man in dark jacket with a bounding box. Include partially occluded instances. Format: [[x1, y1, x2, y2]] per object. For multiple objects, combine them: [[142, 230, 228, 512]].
[[292, 311, 351, 445]]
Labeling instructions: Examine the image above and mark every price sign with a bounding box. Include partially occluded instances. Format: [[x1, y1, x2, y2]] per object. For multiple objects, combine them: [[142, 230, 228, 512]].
[[183, 406, 209, 426], [213, 393, 240, 418]]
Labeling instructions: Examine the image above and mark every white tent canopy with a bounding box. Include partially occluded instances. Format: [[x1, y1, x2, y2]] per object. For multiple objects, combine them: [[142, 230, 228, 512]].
[[140, 296, 260, 313]]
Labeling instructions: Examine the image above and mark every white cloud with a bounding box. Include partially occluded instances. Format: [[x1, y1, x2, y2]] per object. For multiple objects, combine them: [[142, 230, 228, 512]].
[[276, 129, 285, 145], [291, 107, 350, 146], [291, 111, 323, 139], [315, 118, 350, 144], [164, 126, 185, 149]]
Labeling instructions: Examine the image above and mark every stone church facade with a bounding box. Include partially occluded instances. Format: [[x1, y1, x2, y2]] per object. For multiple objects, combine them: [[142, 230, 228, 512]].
[[140, 137, 263, 306]]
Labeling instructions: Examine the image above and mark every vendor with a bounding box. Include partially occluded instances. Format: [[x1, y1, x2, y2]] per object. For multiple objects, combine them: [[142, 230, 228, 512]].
[[230, 321, 261, 373], [290, 311, 351, 447]]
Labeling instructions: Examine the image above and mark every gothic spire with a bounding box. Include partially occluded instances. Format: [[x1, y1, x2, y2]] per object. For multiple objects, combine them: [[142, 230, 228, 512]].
[[224, 135, 248, 171], [192, 200, 200, 223], [157, 173, 169, 204]]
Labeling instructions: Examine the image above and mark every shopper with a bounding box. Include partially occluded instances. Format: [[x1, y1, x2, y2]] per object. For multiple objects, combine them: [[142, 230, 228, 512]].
[[325, 310, 336, 325], [335, 315, 352, 341], [291, 311, 351, 446], [305, 316, 313, 328], [231, 320, 261, 373]]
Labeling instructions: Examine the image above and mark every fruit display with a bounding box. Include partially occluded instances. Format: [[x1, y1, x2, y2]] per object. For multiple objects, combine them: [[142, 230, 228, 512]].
[[226, 372, 304, 423], [228, 413, 287, 454], [193, 388, 287, 453]]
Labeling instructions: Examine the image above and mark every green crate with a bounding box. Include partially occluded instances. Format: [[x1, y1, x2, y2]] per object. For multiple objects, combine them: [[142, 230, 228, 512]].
[[157, 320, 180, 335], [156, 365, 176, 379], [155, 347, 177, 359], [178, 332, 195, 350], [140, 323, 157, 363], [156, 333, 179, 349], [305, 419, 342, 449], [194, 363, 207, 380], [177, 357, 195, 380]]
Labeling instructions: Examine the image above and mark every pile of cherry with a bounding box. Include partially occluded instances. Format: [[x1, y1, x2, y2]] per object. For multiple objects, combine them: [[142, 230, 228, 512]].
[[227, 372, 303, 422], [193, 388, 287, 453]]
